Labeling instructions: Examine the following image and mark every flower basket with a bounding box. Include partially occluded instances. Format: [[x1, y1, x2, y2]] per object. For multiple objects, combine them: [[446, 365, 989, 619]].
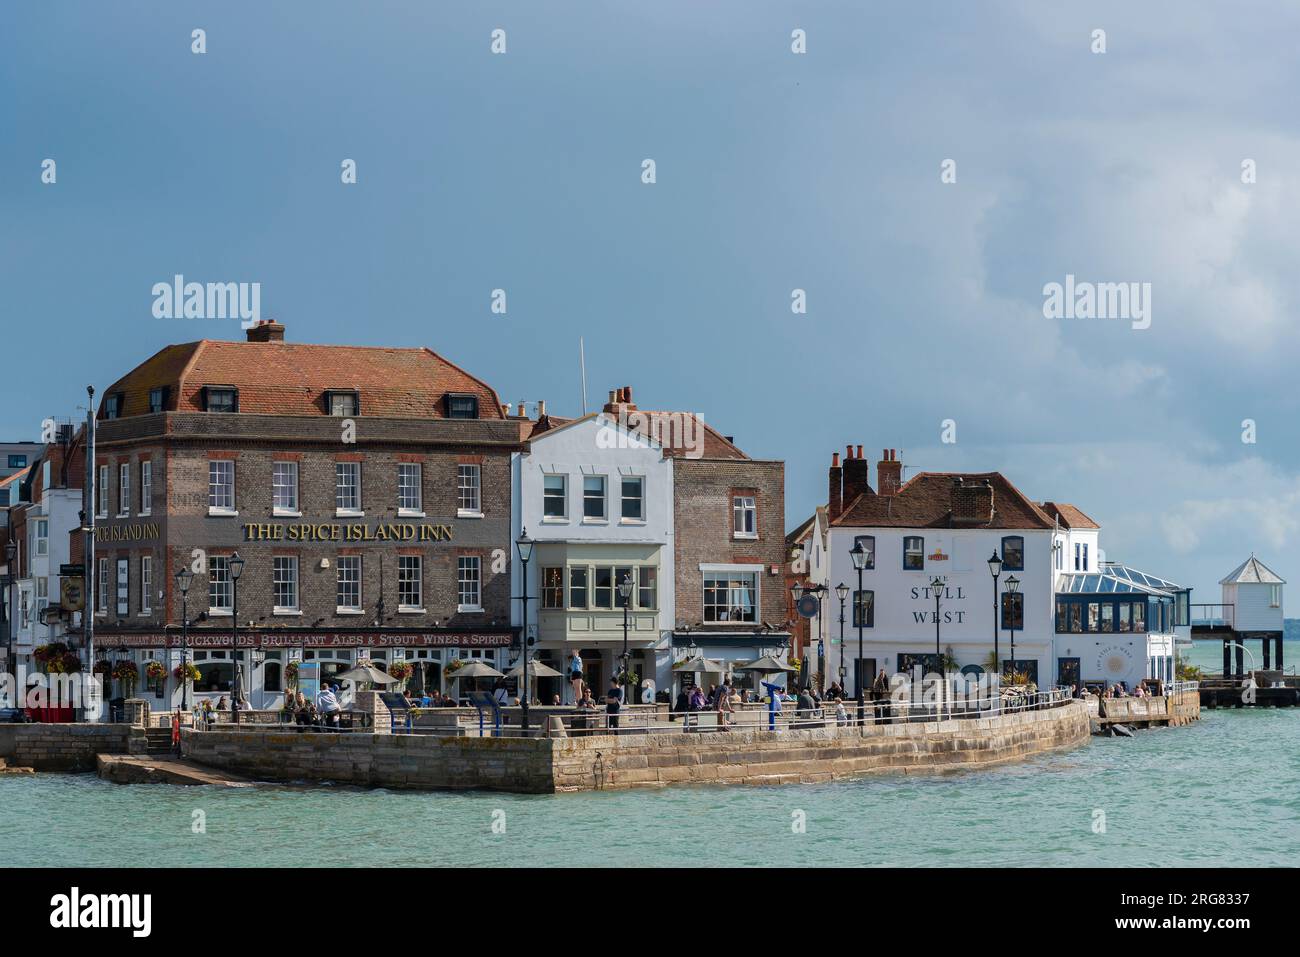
[[145, 661, 166, 681], [445, 658, 465, 675], [388, 660, 413, 682], [284, 661, 299, 685], [173, 662, 202, 683]]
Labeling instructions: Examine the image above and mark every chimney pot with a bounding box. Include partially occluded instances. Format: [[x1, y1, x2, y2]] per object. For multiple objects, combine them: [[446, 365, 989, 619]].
[[538, 400, 546, 418], [831, 452, 840, 467]]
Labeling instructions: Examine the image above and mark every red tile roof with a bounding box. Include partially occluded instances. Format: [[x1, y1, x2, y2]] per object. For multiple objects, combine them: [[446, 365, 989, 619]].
[[1040, 502, 1100, 530], [832, 472, 1056, 529], [99, 337, 505, 420]]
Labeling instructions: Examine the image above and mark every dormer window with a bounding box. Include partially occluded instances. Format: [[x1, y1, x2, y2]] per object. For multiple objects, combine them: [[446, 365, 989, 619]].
[[148, 387, 170, 414], [445, 394, 478, 419], [202, 386, 238, 414], [103, 393, 124, 419], [326, 390, 360, 417]]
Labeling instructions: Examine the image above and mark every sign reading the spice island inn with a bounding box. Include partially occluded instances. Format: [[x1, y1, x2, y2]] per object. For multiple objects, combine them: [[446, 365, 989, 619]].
[[95, 522, 161, 543], [109, 632, 513, 649], [242, 522, 455, 542]]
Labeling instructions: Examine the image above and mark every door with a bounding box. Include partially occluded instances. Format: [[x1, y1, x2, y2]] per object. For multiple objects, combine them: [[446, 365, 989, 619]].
[[1057, 657, 1080, 688], [853, 657, 876, 696]]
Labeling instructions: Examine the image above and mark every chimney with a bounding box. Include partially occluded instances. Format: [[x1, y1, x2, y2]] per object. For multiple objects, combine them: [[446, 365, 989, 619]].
[[537, 400, 546, 418], [952, 478, 995, 525], [245, 320, 285, 343], [878, 448, 902, 497], [828, 452, 843, 519], [502, 403, 511, 416], [842, 444, 872, 506]]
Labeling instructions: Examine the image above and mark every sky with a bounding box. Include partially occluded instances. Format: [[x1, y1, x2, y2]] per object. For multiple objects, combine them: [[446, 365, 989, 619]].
[[3, 1, 1299, 601]]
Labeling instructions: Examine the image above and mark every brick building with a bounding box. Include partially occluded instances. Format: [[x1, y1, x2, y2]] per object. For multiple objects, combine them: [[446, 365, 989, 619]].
[[90, 321, 522, 710]]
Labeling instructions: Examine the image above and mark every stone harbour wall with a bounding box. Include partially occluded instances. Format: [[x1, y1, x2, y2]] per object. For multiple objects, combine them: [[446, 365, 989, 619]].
[[181, 728, 556, 793], [179, 701, 1091, 793], [552, 701, 1092, 791], [0, 724, 147, 771]]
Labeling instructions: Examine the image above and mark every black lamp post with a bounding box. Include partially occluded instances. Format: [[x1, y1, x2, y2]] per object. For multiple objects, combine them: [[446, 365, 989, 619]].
[[930, 574, 946, 717], [1005, 574, 1020, 680], [515, 529, 534, 732], [175, 567, 193, 711], [987, 551, 1003, 680], [2, 540, 16, 681], [228, 552, 245, 725], [618, 572, 634, 705], [849, 540, 870, 725], [834, 582, 848, 697]]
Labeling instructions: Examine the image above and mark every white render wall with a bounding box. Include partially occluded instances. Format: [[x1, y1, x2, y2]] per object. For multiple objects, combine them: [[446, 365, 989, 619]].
[[1226, 582, 1284, 632]]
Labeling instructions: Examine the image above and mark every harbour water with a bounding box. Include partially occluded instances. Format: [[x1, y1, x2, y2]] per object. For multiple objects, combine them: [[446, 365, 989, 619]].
[[3, 684, 1297, 868]]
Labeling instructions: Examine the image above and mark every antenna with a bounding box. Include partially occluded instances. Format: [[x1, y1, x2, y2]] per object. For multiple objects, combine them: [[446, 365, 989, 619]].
[[579, 337, 588, 415]]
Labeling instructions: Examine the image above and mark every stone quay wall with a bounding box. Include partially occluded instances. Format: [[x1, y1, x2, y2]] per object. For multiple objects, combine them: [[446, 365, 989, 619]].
[[0, 724, 147, 771], [181, 728, 555, 793], [179, 701, 1091, 793]]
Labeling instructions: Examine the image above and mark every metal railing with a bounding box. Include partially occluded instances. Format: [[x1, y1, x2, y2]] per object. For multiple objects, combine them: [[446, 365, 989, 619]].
[[188, 709, 374, 732]]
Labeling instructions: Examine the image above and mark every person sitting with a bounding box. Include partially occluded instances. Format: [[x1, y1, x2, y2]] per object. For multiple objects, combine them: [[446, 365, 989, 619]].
[[672, 686, 690, 720]]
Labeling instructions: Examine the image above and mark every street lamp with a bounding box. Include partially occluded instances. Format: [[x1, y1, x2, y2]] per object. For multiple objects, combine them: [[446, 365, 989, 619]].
[[175, 568, 194, 711], [834, 582, 848, 697], [2, 540, 16, 681], [1005, 574, 1020, 681], [931, 574, 946, 718], [618, 572, 635, 707], [987, 551, 1003, 681], [849, 539, 870, 725], [228, 552, 245, 725], [515, 529, 534, 732]]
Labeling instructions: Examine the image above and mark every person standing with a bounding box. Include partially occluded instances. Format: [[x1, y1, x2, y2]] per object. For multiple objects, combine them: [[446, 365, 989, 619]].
[[568, 651, 584, 704], [604, 678, 622, 732]]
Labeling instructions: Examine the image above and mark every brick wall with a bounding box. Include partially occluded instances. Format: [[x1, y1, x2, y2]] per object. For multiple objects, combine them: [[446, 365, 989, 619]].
[[672, 458, 787, 628]]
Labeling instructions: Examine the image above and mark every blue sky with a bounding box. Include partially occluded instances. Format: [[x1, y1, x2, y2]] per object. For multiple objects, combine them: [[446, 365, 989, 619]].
[[3, 1, 1299, 600]]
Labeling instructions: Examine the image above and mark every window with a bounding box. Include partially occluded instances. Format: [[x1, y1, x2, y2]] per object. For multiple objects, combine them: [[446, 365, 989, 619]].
[[583, 475, 607, 520], [208, 557, 232, 612], [209, 460, 235, 512], [1100, 603, 1115, 632], [273, 556, 299, 611], [568, 567, 588, 608], [335, 462, 362, 513], [613, 566, 634, 608], [116, 558, 129, 616], [96, 558, 108, 613], [1082, 544, 1089, 570], [621, 477, 644, 521], [140, 556, 152, 614], [398, 556, 422, 609], [263, 661, 283, 694], [327, 390, 359, 417], [148, 387, 169, 414], [104, 394, 122, 419], [542, 567, 564, 609], [637, 566, 658, 609], [140, 460, 152, 515], [203, 387, 238, 413], [336, 556, 361, 611], [1270, 584, 1282, 608], [1001, 536, 1024, 571], [1087, 601, 1100, 631], [35, 578, 48, 627], [456, 464, 480, 515], [399, 464, 423, 514], [904, 536, 925, 570], [273, 461, 299, 513], [1000, 592, 1024, 631], [445, 394, 478, 419], [117, 464, 130, 516], [593, 566, 613, 609], [543, 475, 567, 519], [732, 496, 757, 538], [97, 465, 109, 517], [853, 590, 874, 628], [7, 454, 26, 468], [703, 572, 757, 622], [1131, 601, 1145, 632], [1074, 542, 1089, 571], [34, 519, 48, 557], [853, 535, 876, 569], [457, 556, 481, 610]]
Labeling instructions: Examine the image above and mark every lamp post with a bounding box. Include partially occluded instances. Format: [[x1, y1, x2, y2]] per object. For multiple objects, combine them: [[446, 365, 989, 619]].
[[987, 551, 1003, 681], [228, 552, 245, 725], [175, 568, 193, 711], [2, 540, 16, 682], [849, 540, 870, 725], [930, 574, 946, 718], [618, 572, 634, 706], [1005, 574, 1020, 681], [834, 582, 848, 697], [515, 529, 534, 732]]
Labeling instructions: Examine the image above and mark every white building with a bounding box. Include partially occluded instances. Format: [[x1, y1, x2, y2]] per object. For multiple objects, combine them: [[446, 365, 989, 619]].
[[824, 446, 1187, 693], [1218, 555, 1285, 672], [511, 410, 675, 702]]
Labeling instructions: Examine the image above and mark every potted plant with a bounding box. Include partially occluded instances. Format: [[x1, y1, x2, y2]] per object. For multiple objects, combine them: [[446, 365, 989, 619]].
[[112, 660, 139, 697], [173, 662, 201, 683], [145, 661, 166, 682], [284, 661, 299, 688], [388, 660, 413, 688]]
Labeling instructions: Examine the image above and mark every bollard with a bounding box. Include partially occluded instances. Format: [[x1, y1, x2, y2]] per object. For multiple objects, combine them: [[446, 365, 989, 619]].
[[546, 715, 568, 738]]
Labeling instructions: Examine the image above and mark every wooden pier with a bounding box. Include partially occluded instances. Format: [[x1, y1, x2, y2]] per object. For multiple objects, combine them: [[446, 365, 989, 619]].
[[1198, 675, 1300, 709], [1092, 688, 1200, 732]]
